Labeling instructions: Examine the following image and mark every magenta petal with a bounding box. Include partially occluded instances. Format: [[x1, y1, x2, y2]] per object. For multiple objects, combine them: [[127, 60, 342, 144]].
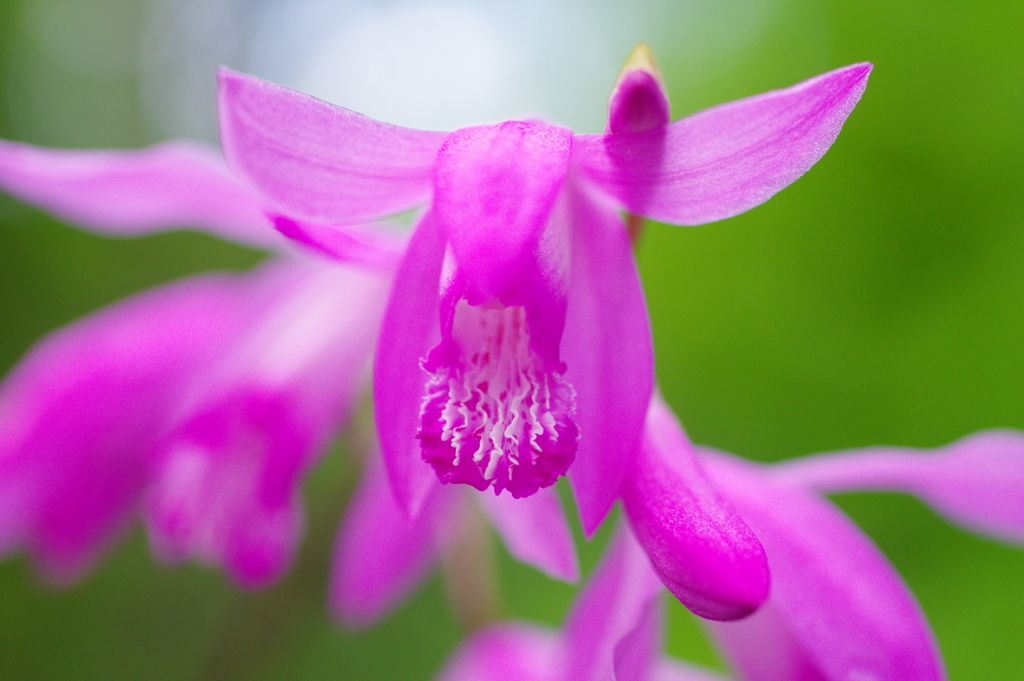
[[563, 524, 663, 681], [374, 211, 447, 517], [574, 63, 872, 225], [330, 449, 449, 627], [561, 182, 654, 535], [607, 71, 670, 134], [0, 273, 254, 583], [146, 259, 388, 587], [652, 659, 731, 681], [775, 430, 1024, 545], [218, 68, 446, 224], [476, 485, 579, 582], [700, 450, 945, 681], [0, 138, 278, 249], [437, 623, 558, 681], [433, 121, 572, 301], [621, 396, 768, 621]]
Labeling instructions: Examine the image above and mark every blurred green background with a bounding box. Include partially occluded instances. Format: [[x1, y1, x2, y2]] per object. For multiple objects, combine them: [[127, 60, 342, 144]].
[[1, 0, 1023, 679]]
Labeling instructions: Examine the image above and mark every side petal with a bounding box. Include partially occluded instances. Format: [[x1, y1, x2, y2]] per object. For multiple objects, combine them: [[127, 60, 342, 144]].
[[330, 448, 448, 627], [476, 485, 580, 583], [0, 272, 255, 583], [774, 430, 1024, 545], [436, 623, 559, 681], [562, 523, 663, 681], [374, 211, 447, 517], [700, 450, 945, 681], [561, 181, 654, 535], [145, 259, 389, 587], [0, 138, 278, 249], [271, 214, 405, 270], [574, 63, 872, 225], [218, 68, 447, 224], [621, 396, 769, 621]]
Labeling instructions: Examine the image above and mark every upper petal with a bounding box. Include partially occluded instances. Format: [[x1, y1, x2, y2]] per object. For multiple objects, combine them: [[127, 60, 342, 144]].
[[0, 139, 278, 249], [433, 121, 572, 302], [374, 211, 447, 517], [560, 181, 654, 535], [218, 68, 447, 225], [606, 43, 671, 135], [0, 272, 256, 583], [621, 396, 769, 621], [774, 429, 1024, 545], [574, 63, 872, 225], [476, 484, 580, 583], [700, 450, 945, 681]]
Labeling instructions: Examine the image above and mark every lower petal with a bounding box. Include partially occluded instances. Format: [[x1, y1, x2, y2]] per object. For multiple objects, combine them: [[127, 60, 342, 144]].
[[476, 485, 579, 583], [437, 623, 559, 681], [621, 396, 769, 621], [700, 449, 945, 681]]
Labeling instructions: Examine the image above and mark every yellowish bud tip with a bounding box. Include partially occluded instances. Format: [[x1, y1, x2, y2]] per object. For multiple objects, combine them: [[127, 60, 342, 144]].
[[617, 42, 662, 81]]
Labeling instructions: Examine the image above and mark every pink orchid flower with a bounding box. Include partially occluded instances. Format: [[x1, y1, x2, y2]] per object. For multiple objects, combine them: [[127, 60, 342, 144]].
[[216, 42, 872, 537], [437, 419, 1024, 681], [0, 139, 394, 586], [216, 43, 871, 622]]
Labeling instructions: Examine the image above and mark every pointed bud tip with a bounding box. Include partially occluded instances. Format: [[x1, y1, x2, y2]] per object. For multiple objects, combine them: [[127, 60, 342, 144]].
[[618, 42, 662, 81]]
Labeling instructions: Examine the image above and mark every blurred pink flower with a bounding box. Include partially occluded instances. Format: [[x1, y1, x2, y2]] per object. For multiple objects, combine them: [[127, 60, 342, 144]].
[[0, 140, 393, 586]]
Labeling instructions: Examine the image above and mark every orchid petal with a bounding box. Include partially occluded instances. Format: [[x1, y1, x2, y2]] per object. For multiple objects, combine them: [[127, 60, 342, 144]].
[[0, 138, 277, 249], [271, 214, 405, 270], [613, 593, 663, 681], [562, 523, 663, 681], [0, 273, 254, 583], [561, 182, 654, 535], [217, 68, 447, 225], [145, 259, 388, 587], [775, 430, 1024, 545], [375, 211, 446, 517], [700, 450, 945, 681], [621, 396, 768, 621], [476, 485, 579, 583], [433, 121, 572, 302], [652, 659, 732, 681], [574, 63, 872, 225], [330, 449, 449, 627], [437, 623, 558, 681]]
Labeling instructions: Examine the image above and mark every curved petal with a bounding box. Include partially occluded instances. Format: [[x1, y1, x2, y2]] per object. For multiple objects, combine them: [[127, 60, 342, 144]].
[[476, 485, 579, 583], [434, 122, 572, 302], [374, 211, 447, 517], [217, 68, 447, 224], [0, 272, 256, 583], [437, 623, 559, 681], [145, 259, 388, 587], [574, 63, 872, 225], [560, 181, 654, 535], [700, 450, 945, 681], [330, 448, 449, 627], [272, 214, 405, 270], [621, 396, 769, 621], [562, 523, 663, 681], [774, 430, 1024, 545], [0, 138, 278, 249]]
